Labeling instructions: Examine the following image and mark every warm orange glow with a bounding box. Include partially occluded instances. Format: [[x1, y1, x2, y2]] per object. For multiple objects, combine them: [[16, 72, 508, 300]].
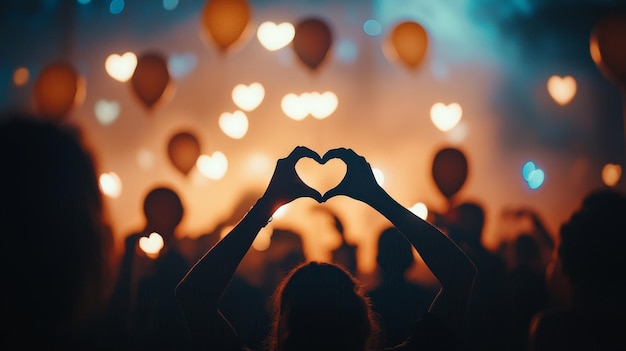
[[99, 172, 122, 198], [137, 149, 155, 170], [385, 21, 428, 69], [243, 153, 273, 176], [232, 82, 265, 111], [446, 121, 469, 144], [94, 99, 120, 125], [200, 0, 251, 52], [33, 62, 81, 120], [295, 156, 347, 196], [589, 38, 602, 66], [272, 204, 290, 220], [219, 110, 249, 139], [105, 52, 137, 82], [13, 67, 29, 86], [252, 227, 272, 251], [602, 163, 622, 187], [547, 75, 577, 106], [430, 102, 462, 132], [257, 21, 295, 51]]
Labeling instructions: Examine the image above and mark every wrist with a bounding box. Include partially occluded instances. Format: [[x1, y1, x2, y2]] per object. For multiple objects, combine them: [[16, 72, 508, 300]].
[[245, 196, 276, 227]]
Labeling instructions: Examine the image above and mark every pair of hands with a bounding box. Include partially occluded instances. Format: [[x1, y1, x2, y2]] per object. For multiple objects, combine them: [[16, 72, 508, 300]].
[[261, 146, 381, 209]]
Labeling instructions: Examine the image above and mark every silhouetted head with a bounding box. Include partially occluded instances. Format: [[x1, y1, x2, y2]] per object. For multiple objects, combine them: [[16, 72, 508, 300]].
[[143, 186, 184, 238], [269, 229, 306, 271], [557, 188, 626, 305], [376, 227, 414, 276], [447, 201, 485, 247], [514, 234, 541, 268], [0, 113, 110, 345], [268, 261, 379, 351]]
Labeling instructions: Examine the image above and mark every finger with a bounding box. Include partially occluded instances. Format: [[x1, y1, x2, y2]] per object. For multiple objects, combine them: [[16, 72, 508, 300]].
[[322, 147, 348, 162], [287, 146, 321, 164], [300, 187, 323, 202], [322, 179, 348, 201]]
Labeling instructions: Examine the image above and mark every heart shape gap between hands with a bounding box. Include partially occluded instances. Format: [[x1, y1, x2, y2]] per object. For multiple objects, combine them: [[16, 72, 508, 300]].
[[295, 155, 347, 198]]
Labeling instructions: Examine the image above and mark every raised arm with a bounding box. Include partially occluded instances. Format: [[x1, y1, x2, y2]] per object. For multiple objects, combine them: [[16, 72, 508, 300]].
[[175, 146, 322, 351], [323, 148, 477, 339]]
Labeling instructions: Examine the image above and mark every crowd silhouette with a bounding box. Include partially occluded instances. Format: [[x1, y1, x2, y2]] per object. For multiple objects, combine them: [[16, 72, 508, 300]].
[[175, 146, 477, 351], [109, 186, 192, 350], [2, 110, 626, 350]]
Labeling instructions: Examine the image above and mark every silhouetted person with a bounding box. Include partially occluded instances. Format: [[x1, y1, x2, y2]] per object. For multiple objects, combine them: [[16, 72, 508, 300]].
[[368, 227, 438, 347], [445, 201, 512, 351], [220, 228, 306, 350], [263, 228, 307, 294], [109, 186, 191, 350], [175, 146, 476, 351], [507, 234, 549, 351], [529, 189, 626, 350], [330, 214, 359, 276], [0, 113, 114, 350]]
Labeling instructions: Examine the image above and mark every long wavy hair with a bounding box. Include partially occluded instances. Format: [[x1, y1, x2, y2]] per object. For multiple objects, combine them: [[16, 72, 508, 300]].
[[266, 261, 380, 351]]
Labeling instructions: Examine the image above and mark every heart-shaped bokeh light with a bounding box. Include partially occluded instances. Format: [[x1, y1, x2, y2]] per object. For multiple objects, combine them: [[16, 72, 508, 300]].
[[257, 21, 295, 51], [430, 102, 462, 132], [99, 172, 122, 198], [522, 161, 545, 190], [281, 91, 338, 120], [139, 232, 164, 256], [105, 52, 137, 82], [310, 92, 338, 119], [281, 93, 309, 120], [547, 75, 576, 106], [602, 163, 622, 187], [197, 151, 228, 180], [232, 82, 265, 111], [219, 110, 249, 139], [94, 99, 120, 126], [295, 157, 347, 196]]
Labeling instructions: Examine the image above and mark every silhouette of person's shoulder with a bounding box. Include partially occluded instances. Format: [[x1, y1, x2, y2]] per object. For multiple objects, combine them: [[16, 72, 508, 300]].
[[219, 275, 271, 350], [369, 280, 437, 348]]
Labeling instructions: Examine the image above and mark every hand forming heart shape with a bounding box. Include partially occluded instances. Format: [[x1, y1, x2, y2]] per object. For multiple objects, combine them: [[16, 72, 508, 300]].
[[274, 146, 377, 205], [295, 153, 347, 198]]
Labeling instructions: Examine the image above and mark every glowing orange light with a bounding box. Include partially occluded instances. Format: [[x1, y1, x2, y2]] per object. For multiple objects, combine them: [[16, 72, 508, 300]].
[[99, 172, 122, 198], [13, 67, 29, 86], [602, 163, 621, 187]]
